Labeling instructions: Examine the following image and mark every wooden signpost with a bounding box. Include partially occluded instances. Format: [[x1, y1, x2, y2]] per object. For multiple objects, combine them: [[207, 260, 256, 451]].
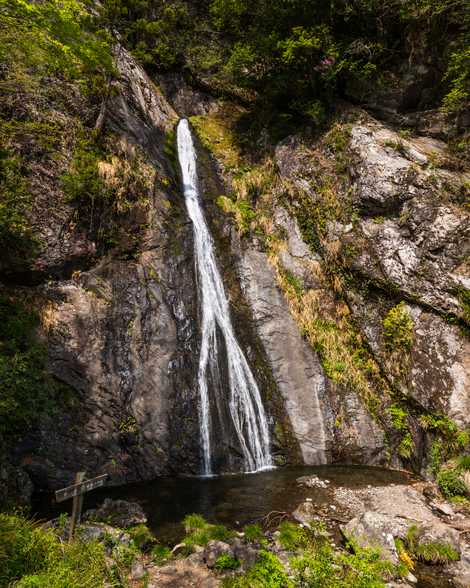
[[55, 472, 108, 540]]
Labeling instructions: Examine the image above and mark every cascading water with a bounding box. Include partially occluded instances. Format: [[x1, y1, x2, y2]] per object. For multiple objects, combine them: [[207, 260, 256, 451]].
[[176, 118, 273, 476]]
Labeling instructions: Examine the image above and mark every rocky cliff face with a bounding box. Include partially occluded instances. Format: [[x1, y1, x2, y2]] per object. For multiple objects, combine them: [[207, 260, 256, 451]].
[[4, 48, 204, 492], [2, 43, 469, 501], [182, 82, 469, 475]]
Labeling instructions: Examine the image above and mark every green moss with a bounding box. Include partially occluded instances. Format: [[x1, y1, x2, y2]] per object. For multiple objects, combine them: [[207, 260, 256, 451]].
[[189, 113, 241, 172], [215, 554, 241, 571], [163, 127, 178, 171], [382, 302, 414, 352]]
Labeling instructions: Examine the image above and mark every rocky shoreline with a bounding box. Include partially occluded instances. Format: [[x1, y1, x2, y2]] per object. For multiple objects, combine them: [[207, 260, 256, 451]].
[[32, 473, 469, 588]]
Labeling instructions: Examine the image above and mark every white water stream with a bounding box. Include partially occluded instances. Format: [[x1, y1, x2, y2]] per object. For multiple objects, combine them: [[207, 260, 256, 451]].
[[176, 119, 273, 476]]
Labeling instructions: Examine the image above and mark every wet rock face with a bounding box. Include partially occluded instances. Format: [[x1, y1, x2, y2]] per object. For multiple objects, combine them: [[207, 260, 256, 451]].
[[234, 217, 387, 467], [236, 243, 329, 466], [11, 47, 203, 490], [272, 110, 469, 468]]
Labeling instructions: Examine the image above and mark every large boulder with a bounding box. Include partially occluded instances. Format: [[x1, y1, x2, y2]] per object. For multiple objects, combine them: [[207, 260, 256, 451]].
[[342, 511, 409, 563], [337, 484, 462, 566], [84, 498, 147, 528]]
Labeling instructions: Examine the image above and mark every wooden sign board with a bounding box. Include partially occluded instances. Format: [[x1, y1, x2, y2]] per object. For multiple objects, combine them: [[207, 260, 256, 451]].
[[55, 474, 108, 503]]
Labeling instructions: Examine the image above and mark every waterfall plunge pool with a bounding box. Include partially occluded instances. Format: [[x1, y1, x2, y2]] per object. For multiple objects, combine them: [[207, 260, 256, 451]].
[[33, 465, 414, 543]]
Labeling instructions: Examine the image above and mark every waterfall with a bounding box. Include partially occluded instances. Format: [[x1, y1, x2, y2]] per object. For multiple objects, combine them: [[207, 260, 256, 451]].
[[176, 119, 273, 476]]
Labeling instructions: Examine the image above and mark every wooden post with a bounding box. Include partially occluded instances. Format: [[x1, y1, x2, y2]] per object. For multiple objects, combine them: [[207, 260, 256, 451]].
[[68, 471, 85, 542], [55, 472, 108, 542]]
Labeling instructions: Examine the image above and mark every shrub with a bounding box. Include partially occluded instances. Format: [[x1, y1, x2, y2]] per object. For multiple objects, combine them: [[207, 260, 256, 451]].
[[214, 554, 241, 571], [437, 469, 468, 498], [382, 302, 414, 352]]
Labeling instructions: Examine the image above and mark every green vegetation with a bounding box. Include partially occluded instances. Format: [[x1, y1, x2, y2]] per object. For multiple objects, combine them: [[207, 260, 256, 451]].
[[291, 541, 397, 588], [223, 549, 291, 588], [102, 0, 468, 125], [382, 302, 414, 352], [415, 541, 459, 564], [224, 519, 402, 588], [0, 149, 37, 270], [61, 135, 153, 252], [278, 269, 304, 300], [0, 513, 109, 588], [405, 524, 459, 564], [1, 0, 113, 83], [215, 554, 241, 571], [182, 514, 235, 548], [151, 544, 172, 565], [0, 296, 69, 440], [436, 469, 468, 498], [128, 524, 154, 550], [243, 523, 266, 544], [278, 521, 311, 551], [217, 196, 256, 236], [457, 287, 470, 324]]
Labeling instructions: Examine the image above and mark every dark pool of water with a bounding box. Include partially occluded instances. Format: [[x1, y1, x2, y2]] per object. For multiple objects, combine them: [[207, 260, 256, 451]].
[[33, 465, 413, 542], [33, 465, 456, 587]]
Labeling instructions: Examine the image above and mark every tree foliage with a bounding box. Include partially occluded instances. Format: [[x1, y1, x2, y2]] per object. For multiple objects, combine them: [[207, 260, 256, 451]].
[[101, 0, 469, 118]]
